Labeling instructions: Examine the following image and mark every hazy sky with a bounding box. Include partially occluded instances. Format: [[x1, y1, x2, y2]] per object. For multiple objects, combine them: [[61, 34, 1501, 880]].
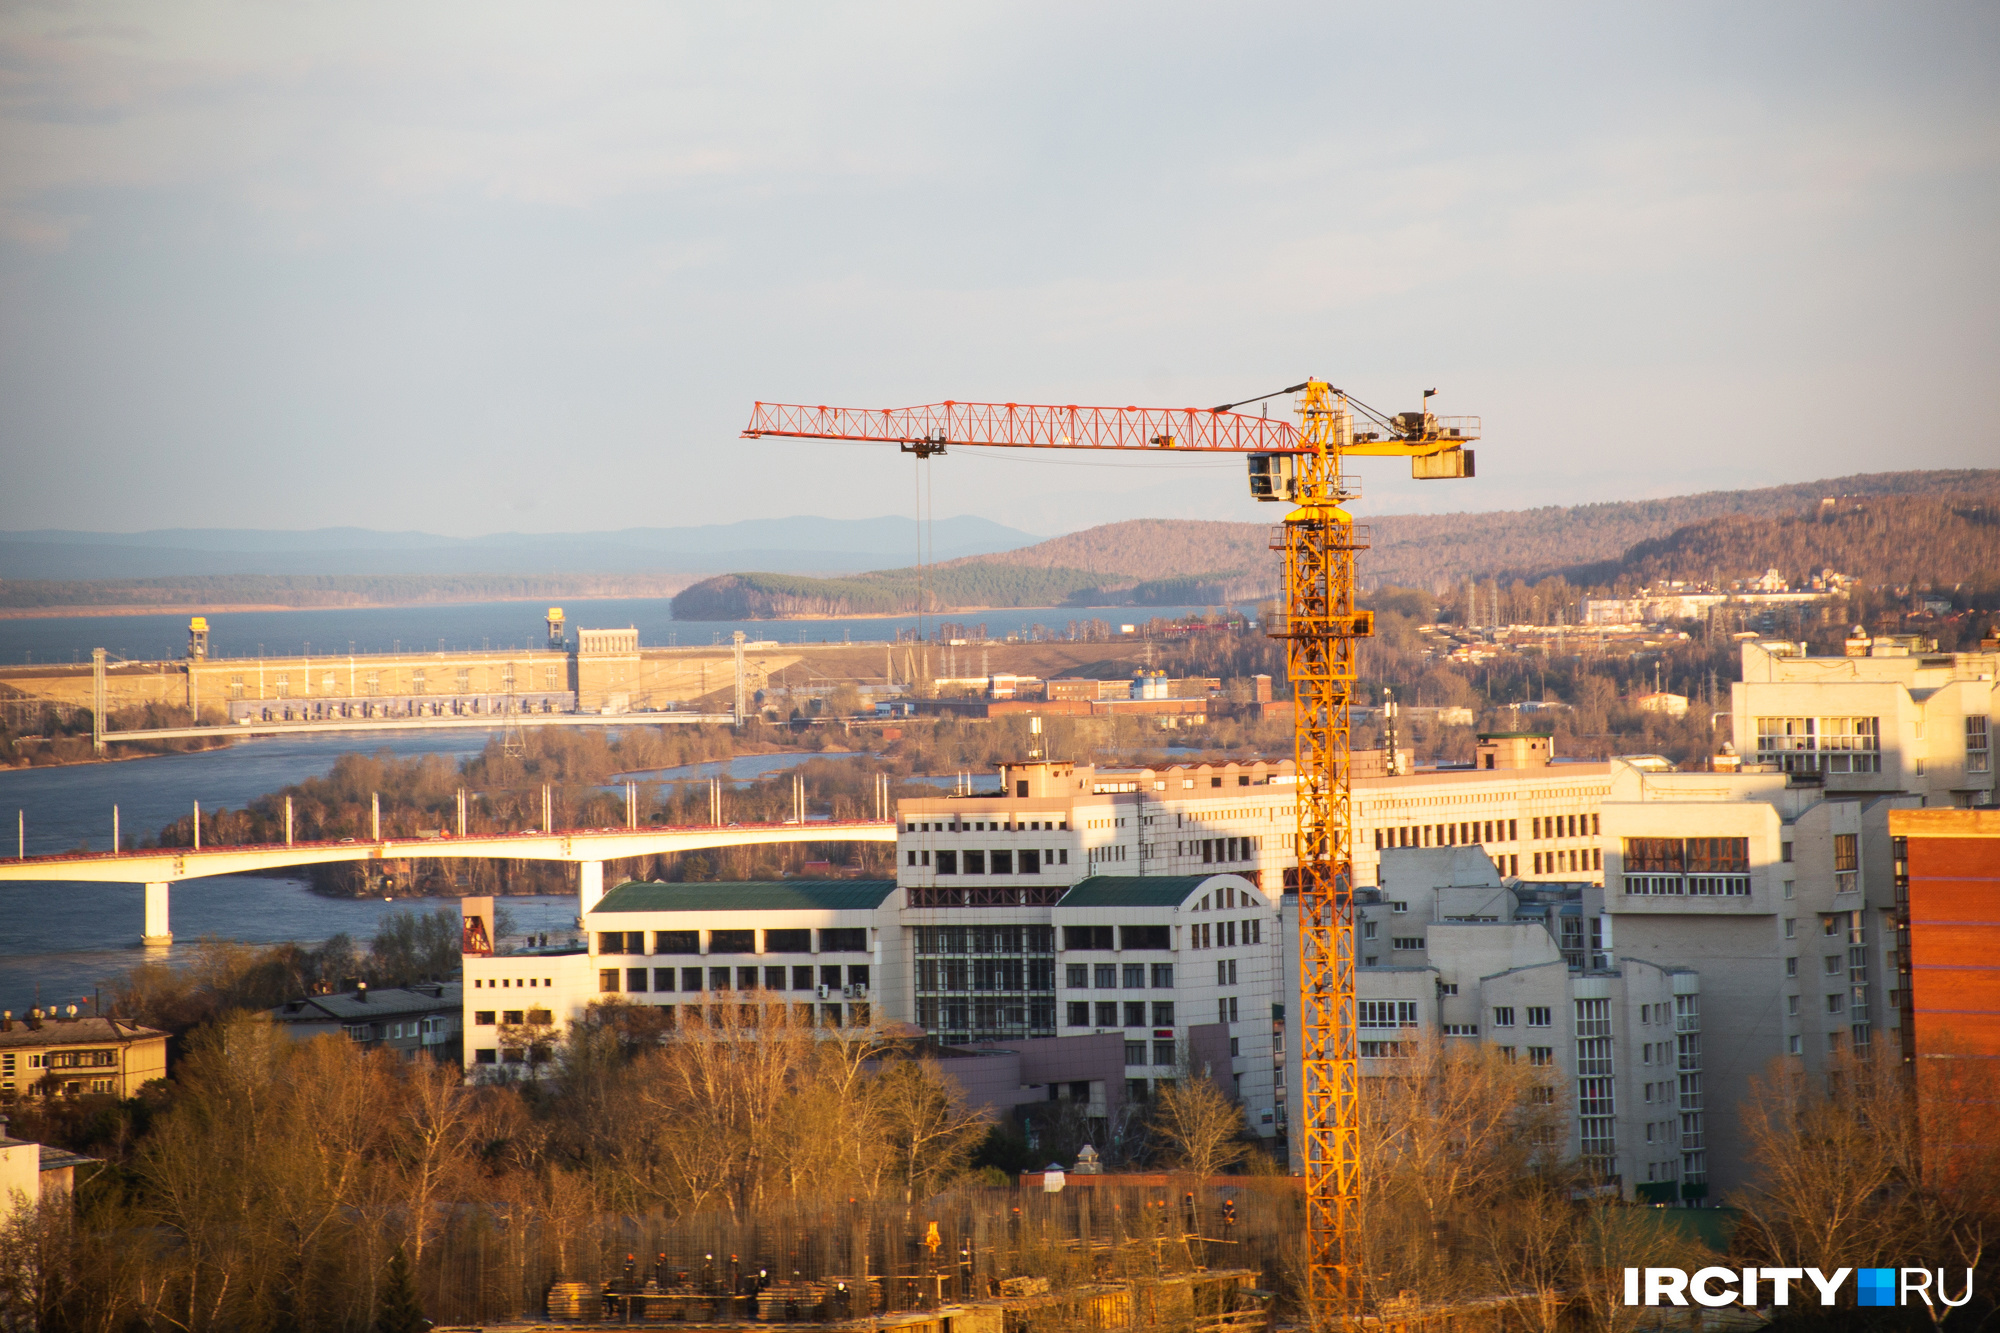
[[2, 3, 1995, 538]]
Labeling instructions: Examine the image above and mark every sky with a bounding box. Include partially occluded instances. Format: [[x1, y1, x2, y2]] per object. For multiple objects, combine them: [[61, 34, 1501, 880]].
[[1, 3, 1995, 539]]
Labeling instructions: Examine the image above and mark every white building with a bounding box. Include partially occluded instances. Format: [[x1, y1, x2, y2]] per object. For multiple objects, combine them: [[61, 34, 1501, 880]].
[[1732, 639, 1997, 807], [1600, 758, 1915, 1196], [1281, 846, 1707, 1203]]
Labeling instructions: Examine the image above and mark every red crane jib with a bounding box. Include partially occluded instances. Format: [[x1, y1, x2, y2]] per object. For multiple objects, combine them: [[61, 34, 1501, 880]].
[[743, 400, 1304, 454]]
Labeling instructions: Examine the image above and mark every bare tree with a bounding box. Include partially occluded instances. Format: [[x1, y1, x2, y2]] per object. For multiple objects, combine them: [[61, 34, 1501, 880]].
[[873, 1056, 992, 1206], [1149, 1077, 1248, 1182]]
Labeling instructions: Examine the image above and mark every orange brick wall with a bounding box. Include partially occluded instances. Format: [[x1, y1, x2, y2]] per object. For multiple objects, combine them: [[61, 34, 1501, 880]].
[[1907, 835, 2000, 1058]]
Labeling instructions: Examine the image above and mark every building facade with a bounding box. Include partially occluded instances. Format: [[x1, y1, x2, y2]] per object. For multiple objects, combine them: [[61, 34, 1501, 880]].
[[1280, 847, 1706, 1202], [268, 983, 463, 1062], [1733, 639, 1998, 808], [0, 1015, 168, 1100]]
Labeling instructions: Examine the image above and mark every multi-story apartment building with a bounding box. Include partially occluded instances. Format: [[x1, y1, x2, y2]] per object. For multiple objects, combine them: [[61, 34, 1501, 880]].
[[1599, 758, 1915, 1195], [1733, 639, 1998, 808], [1280, 847, 1706, 1203], [0, 1014, 168, 1100]]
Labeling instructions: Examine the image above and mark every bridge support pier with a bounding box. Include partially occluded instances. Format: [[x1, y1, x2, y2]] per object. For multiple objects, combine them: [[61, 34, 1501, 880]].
[[142, 882, 172, 948], [578, 861, 604, 919]]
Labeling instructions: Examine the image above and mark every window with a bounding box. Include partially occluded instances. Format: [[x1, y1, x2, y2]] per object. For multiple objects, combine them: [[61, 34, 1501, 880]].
[[411, 669, 426, 695], [1151, 963, 1174, 988], [1442, 1024, 1478, 1036], [1528, 1047, 1554, 1066], [1823, 955, 1841, 976], [1785, 957, 1798, 978], [1834, 833, 1859, 894], [654, 930, 699, 955], [965, 850, 986, 874], [474, 1048, 497, 1065], [1152, 1001, 1175, 1026], [1359, 1000, 1418, 1028], [598, 969, 618, 993], [1969, 716, 1992, 773], [1124, 1001, 1146, 1027], [990, 850, 1012, 874], [1826, 993, 1844, 1014], [1124, 963, 1147, 988], [654, 968, 677, 991], [626, 968, 648, 992], [1153, 1041, 1176, 1066], [1097, 1002, 1119, 1026], [936, 850, 958, 874], [1786, 994, 1800, 1016], [765, 929, 811, 953], [1363, 921, 1377, 940], [710, 929, 754, 954], [1756, 715, 1881, 773], [1359, 1040, 1407, 1058], [1125, 1042, 1147, 1067], [1065, 925, 1115, 951], [1066, 963, 1089, 988], [1392, 936, 1425, 951], [1788, 1034, 1802, 1055], [1784, 918, 1797, 940], [1068, 1002, 1090, 1027], [821, 927, 867, 952], [1122, 925, 1171, 950], [683, 967, 704, 992], [1492, 1006, 1516, 1027], [229, 674, 246, 699], [1094, 963, 1118, 988], [474, 1011, 496, 1026], [1526, 1006, 1552, 1027], [1390, 900, 1409, 914], [1438, 983, 1459, 997]]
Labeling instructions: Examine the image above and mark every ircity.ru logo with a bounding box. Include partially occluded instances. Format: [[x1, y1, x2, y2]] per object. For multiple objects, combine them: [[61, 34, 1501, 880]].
[[1622, 1268, 1975, 1309]]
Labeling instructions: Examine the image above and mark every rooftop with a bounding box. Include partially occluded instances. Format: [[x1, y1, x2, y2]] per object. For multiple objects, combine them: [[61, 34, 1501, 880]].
[[271, 983, 460, 1023], [0, 1016, 165, 1050], [593, 880, 897, 913], [1057, 875, 1239, 908]]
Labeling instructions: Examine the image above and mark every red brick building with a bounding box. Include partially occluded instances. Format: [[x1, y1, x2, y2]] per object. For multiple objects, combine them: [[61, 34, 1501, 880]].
[[1890, 808, 2000, 1061]]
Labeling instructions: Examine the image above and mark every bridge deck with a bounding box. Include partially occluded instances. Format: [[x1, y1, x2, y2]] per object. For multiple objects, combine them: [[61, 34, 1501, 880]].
[[0, 820, 896, 883]]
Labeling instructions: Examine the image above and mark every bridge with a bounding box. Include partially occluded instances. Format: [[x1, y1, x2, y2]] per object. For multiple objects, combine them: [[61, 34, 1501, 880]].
[[0, 820, 898, 946], [95, 711, 737, 745]]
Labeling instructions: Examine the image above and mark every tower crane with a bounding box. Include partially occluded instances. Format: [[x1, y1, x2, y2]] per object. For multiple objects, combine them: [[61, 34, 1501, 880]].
[[744, 381, 1478, 1324]]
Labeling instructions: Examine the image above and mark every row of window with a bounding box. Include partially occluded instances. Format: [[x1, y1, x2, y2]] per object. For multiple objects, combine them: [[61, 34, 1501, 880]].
[[604, 963, 869, 994], [471, 976, 554, 989], [1064, 1001, 1179, 1028], [915, 958, 1056, 993], [1536, 848, 1602, 874], [597, 928, 868, 957], [1065, 962, 1175, 989], [1183, 837, 1256, 862], [231, 665, 564, 699], [905, 816, 1069, 833], [910, 848, 1070, 873], [1191, 919, 1261, 949]]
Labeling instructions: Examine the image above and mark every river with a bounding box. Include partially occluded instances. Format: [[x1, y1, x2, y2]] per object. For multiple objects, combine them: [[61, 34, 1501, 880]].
[[0, 735, 917, 1015], [0, 598, 1245, 665]]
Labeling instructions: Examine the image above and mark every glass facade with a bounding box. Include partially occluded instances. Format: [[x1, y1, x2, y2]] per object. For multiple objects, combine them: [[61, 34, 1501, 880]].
[[912, 924, 1057, 1043]]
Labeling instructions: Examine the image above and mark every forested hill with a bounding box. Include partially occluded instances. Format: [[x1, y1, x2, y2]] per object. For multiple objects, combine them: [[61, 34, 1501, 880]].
[[671, 469, 1998, 617], [1566, 492, 2000, 591], [956, 470, 1998, 590]]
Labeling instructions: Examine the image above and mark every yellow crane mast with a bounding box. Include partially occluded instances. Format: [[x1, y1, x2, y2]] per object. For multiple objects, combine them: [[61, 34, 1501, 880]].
[[744, 380, 1478, 1325]]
